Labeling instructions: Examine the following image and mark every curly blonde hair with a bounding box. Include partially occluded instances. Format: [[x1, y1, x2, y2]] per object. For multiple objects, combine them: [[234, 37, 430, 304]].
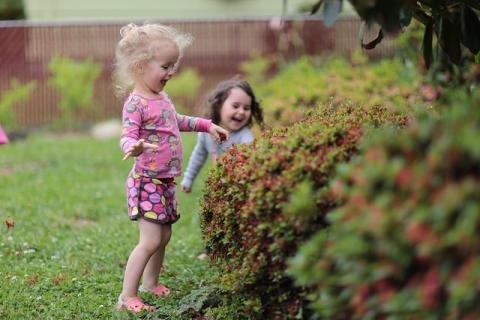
[[113, 23, 193, 97]]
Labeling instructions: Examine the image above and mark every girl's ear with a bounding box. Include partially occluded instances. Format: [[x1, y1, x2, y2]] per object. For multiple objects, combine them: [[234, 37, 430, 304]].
[[134, 61, 144, 74]]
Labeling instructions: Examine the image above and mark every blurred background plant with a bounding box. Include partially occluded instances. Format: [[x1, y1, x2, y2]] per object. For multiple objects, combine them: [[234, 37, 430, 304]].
[[48, 56, 101, 130], [242, 52, 439, 126], [166, 67, 202, 114], [0, 0, 25, 20], [0, 78, 36, 131]]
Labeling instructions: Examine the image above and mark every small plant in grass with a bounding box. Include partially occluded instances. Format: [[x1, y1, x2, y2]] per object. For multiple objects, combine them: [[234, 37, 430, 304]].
[[48, 56, 101, 129], [200, 102, 407, 318], [0, 78, 36, 131], [288, 91, 480, 319]]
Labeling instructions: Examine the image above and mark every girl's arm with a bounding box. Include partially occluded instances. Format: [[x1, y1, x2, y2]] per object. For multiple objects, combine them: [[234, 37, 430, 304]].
[[175, 113, 211, 133], [176, 113, 228, 143], [119, 100, 142, 154], [181, 133, 209, 191], [119, 100, 157, 159]]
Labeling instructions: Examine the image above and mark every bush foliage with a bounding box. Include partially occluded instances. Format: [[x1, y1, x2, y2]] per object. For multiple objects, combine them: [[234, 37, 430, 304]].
[[289, 91, 480, 319], [0, 78, 36, 131], [248, 55, 438, 126], [200, 102, 406, 318], [48, 56, 101, 128]]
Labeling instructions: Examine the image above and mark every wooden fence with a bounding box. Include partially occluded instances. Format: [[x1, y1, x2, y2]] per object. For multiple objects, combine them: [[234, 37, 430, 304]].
[[0, 17, 396, 127]]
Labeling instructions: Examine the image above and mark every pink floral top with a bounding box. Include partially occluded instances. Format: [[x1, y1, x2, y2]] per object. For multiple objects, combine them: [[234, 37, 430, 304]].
[[120, 92, 212, 178]]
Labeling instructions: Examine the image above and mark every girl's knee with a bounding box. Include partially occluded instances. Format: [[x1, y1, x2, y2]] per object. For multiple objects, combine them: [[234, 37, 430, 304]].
[[139, 238, 163, 254], [160, 235, 171, 246], [160, 225, 172, 246]]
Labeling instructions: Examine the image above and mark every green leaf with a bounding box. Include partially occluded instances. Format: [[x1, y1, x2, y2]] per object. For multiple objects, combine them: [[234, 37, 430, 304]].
[[436, 16, 461, 64], [422, 23, 434, 69], [460, 4, 480, 54], [464, 0, 480, 11], [310, 0, 325, 14], [323, 0, 343, 27], [399, 6, 413, 27], [412, 3, 434, 25], [361, 28, 384, 50]]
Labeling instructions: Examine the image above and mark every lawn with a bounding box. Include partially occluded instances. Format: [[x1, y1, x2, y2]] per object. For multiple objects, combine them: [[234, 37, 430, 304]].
[[0, 132, 215, 319]]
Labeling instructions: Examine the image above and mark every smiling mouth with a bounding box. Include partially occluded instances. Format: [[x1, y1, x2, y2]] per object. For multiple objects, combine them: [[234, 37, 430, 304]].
[[231, 118, 244, 124]]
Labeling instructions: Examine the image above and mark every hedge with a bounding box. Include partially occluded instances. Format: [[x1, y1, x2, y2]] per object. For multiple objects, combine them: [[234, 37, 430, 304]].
[[244, 55, 440, 126], [200, 102, 406, 318], [288, 91, 480, 319]]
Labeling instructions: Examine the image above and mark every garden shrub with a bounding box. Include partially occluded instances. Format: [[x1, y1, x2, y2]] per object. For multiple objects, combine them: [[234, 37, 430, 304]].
[[288, 91, 480, 319], [48, 56, 101, 129], [200, 102, 406, 319], [167, 67, 202, 100], [252, 55, 439, 126], [0, 78, 36, 131], [166, 67, 202, 114]]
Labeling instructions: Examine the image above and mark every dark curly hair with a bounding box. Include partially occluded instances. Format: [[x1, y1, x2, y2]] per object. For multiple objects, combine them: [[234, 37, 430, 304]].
[[208, 76, 264, 129]]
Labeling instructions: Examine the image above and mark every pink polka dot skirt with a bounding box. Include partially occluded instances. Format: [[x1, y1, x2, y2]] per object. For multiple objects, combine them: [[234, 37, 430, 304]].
[[126, 171, 179, 224]]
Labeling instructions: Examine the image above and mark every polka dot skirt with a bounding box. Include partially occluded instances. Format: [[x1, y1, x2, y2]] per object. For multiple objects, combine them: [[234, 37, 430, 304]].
[[126, 171, 179, 224]]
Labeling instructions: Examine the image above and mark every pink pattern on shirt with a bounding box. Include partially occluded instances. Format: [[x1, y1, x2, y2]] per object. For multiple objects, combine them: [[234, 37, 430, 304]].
[[120, 92, 211, 178]]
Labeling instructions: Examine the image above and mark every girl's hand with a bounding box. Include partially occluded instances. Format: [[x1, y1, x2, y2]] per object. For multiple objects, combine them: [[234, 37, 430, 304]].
[[122, 139, 158, 160], [181, 185, 191, 193], [208, 124, 229, 144]]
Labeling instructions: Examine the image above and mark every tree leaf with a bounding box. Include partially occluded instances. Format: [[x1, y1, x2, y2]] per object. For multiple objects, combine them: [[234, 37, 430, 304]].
[[412, 4, 434, 25], [399, 6, 413, 27], [361, 28, 384, 50], [436, 16, 461, 64], [464, 0, 480, 11], [311, 0, 325, 14], [422, 23, 434, 69], [323, 0, 343, 27], [460, 4, 480, 54]]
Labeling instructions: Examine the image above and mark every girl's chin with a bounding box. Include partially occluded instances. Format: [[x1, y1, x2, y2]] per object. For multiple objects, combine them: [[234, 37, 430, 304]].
[[227, 123, 244, 131]]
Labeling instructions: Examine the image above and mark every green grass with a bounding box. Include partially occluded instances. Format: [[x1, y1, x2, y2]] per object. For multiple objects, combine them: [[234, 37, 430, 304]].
[[0, 132, 215, 319]]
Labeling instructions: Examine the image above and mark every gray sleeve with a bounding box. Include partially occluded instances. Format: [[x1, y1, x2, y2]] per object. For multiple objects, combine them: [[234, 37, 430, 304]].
[[240, 129, 254, 143], [181, 133, 209, 189]]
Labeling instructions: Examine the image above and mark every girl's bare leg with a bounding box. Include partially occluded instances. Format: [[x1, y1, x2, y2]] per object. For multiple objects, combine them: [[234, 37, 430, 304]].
[[142, 224, 172, 289], [121, 218, 163, 298]]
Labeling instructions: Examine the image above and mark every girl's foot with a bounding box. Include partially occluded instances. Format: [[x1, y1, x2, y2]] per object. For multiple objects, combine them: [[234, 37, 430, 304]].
[[197, 252, 208, 260], [116, 295, 156, 312], [139, 284, 170, 297]]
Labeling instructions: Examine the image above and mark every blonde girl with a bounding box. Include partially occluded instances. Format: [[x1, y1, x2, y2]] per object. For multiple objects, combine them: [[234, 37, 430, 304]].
[[114, 23, 228, 312]]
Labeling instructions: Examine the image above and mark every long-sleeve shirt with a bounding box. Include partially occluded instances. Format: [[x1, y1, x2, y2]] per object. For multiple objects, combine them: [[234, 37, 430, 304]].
[[181, 126, 254, 189], [120, 92, 212, 178]]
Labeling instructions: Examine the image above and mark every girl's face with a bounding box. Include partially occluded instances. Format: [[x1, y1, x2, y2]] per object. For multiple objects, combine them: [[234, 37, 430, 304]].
[[135, 40, 179, 97], [219, 87, 252, 132]]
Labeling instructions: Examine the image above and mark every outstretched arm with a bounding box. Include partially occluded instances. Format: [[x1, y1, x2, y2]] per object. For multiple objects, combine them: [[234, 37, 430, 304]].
[[208, 123, 229, 143]]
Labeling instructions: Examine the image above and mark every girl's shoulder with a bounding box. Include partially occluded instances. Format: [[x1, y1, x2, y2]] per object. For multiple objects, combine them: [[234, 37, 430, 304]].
[[124, 93, 149, 108], [161, 91, 174, 106]]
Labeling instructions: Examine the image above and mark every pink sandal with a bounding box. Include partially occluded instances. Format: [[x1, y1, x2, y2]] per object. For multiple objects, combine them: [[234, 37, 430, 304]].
[[116, 295, 156, 312], [139, 284, 170, 297]]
